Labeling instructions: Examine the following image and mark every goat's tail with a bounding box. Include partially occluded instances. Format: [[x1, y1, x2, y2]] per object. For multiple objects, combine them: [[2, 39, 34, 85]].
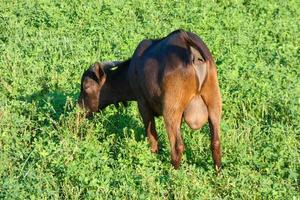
[[181, 31, 214, 63]]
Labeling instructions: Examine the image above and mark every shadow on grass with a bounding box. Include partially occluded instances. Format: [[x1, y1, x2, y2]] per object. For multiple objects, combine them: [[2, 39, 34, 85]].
[[185, 147, 211, 171], [182, 124, 212, 171], [99, 107, 145, 142], [20, 88, 79, 121], [20, 89, 211, 171], [98, 108, 212, 171]]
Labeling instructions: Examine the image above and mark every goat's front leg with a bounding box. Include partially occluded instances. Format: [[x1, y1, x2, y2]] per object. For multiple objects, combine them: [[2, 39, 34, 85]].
[[137, 101, 158, 153]]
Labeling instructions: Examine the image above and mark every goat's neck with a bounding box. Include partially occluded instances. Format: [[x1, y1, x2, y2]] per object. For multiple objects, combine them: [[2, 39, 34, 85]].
[[99, 70, 135, 109]]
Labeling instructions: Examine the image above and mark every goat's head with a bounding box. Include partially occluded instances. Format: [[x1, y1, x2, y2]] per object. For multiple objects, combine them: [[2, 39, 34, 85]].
[[78, 61, 121, 117]]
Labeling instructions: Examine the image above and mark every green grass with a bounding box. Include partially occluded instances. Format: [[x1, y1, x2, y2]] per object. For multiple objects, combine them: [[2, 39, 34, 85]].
[[0, 0, 299, 199]]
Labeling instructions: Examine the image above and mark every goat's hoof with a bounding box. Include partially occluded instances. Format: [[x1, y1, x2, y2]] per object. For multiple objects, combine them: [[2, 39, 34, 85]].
[[215, 165, 222, 176]]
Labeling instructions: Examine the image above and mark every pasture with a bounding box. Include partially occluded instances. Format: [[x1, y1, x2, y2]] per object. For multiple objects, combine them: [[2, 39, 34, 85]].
[[0, 0, 299, 199]]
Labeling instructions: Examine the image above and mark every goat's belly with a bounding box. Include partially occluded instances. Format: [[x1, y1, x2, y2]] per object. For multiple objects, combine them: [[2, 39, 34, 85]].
[[147, 96, 163, 116], [183, 95, 208, 130]]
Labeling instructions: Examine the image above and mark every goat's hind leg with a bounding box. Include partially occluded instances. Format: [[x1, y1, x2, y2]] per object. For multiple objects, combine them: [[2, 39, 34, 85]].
[[202, 76, 222, 173], [163, 110, 184, 169]]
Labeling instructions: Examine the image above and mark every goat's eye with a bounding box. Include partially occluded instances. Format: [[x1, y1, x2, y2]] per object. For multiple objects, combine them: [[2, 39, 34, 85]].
[[198, 57, 204, 62], [83, 83, 91, 90], [83, 79, 96, 90], [84, 84, 90, 90]]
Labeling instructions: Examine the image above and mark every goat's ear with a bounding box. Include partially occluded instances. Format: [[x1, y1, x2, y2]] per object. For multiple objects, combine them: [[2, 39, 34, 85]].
[[93, 62, 106, 82]]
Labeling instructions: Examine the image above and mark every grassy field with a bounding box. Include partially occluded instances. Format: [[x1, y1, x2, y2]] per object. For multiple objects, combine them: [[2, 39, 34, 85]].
[[0, 0, 299, 199]]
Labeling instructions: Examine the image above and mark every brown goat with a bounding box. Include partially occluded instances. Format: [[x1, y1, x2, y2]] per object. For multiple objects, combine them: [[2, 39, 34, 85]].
[[78, 30, 222, 172]]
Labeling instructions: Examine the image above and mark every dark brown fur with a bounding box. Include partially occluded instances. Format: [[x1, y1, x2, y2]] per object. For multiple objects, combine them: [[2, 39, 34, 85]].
[[78, 30, 222, 172]]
